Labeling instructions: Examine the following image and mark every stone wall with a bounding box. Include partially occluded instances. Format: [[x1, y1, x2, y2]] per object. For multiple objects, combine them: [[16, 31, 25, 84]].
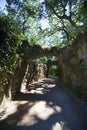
[[0, 59, 46, 110], [0, 32, 87, 110], [37, 63, 46, 80], [11, 61, 46, 96], [59, 33, 87, 100], [0, 73, 12, 111]]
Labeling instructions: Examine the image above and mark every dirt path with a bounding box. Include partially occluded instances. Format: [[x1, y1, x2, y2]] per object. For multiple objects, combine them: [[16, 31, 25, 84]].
[[0, 77, 87, 130]]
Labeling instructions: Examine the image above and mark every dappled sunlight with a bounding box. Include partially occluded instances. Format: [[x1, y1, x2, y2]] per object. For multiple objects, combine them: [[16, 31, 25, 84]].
[[17, 101, 62, 126], [28, 84, 56, 94], [52, 121, 68, 130], [0, 101, 28, 121], [20, 77, 56, 94], [0, 98, 62, 127], [0, 101, 18, 121], [20, 79, 28, 93], [0, 78, 62, 127], [17, 114, 37, 126], [28, 101, 62, 120], [0, 78, 86, 130], [29, 87, 44, 94], [45, 84, 56, 88]]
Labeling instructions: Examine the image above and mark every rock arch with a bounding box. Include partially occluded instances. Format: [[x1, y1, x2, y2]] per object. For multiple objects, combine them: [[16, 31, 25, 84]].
[[17, 32, 87, 100], [1, 32, 87, 103]]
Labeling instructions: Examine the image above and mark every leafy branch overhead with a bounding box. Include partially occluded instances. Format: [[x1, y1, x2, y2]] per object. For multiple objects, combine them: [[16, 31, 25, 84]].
[[45, 0, 87, 42], [5, 0, 87, 46]]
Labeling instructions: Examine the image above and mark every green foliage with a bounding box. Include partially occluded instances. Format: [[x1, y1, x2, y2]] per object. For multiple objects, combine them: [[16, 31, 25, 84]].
[[4, 0, 87, 48], [0, 0, 87, 98], [45, 0, 87, 45], [0, 13, 21, 87], [35, 57, 47, 65], [6, 0, 39, 35], [49, 65, 58, 76]]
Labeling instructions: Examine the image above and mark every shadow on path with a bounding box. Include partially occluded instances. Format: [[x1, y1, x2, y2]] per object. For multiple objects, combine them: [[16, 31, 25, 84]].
[[0, 77, 87, 130]]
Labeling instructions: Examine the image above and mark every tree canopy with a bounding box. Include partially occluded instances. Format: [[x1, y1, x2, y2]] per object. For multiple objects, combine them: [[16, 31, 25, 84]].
[[0, 0, 87, 87], [4, 0, 87, 47]]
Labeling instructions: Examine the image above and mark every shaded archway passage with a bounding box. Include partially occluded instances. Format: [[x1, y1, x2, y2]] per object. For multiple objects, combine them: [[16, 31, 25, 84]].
[[0, 77, 87, 130], [1, 32, 87, 111], [20, 32, 87, 101], [11, 40, 63, 96]]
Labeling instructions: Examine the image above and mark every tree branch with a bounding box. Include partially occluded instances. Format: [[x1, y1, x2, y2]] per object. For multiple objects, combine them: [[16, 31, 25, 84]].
[[52, 8, 76, 26]]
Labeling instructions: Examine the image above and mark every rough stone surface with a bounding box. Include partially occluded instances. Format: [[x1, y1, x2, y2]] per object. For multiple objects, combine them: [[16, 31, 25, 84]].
[[59, 33, 87, 100], [0, 32, 87, 110]]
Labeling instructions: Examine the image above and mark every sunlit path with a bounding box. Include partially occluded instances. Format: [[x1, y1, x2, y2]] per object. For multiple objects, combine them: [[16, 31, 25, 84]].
[[0, 77, 87, 130], [0, 0, 87, 129]]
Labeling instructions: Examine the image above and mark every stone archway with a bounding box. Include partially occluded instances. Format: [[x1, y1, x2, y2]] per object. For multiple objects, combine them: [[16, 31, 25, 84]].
[[15, 33, 87, 99], [6, 32, 87, 100], [1, 32, 87, 111]]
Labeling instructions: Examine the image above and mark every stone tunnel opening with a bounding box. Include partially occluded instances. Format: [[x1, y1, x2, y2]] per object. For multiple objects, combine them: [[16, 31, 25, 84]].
[[20, 56, 61, 93]]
